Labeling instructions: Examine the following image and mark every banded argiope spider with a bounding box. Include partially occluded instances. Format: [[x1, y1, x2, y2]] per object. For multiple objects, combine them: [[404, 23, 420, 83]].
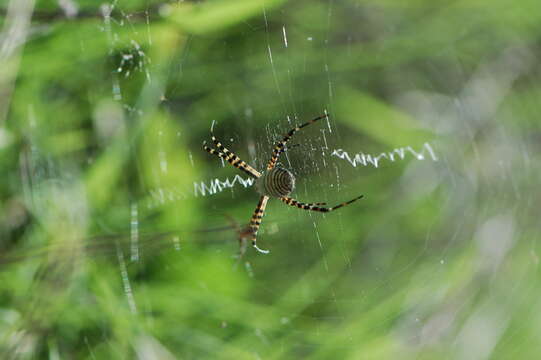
[[203, 113, 364, 254]]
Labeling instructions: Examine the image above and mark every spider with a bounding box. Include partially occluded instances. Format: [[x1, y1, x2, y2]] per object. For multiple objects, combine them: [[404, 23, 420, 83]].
[[203, 113, 364, 254]]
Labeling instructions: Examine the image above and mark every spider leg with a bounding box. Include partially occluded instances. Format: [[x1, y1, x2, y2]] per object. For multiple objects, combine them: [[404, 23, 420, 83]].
[[246, 195, 270, 254], [223, 214, 250, 258], [280, 194, 363, 212], [272, 143, 301, 164], [203, 140, 261, 178], [203, 142, 225, 158], [267, 113, 329, 170], [211, 134, 262, 178]]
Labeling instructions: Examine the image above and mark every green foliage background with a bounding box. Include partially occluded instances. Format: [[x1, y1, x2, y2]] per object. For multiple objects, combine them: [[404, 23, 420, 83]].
[[1, 0, 540, 358]]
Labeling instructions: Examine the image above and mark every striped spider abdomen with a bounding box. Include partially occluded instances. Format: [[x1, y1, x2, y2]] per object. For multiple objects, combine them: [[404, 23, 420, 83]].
[[255, 167, 295, 198]]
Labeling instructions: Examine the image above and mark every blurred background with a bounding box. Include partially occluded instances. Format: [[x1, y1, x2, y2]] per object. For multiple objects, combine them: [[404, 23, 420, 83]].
[[1, 0, 540, 358]]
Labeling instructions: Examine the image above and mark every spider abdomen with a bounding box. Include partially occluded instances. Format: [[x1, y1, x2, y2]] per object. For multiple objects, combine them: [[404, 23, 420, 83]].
[[255, 167, 295, 198]]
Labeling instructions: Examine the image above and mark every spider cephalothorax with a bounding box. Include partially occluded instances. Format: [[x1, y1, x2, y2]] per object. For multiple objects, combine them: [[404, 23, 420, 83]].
[[203, 113, 363, 254], [255, 167, 295, 198]]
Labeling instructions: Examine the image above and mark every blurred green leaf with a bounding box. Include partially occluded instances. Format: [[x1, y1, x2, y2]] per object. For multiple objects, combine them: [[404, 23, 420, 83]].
[[168, 0, 287, 34]]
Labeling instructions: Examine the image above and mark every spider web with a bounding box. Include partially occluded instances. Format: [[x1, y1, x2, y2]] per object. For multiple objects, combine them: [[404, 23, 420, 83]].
[[1, 0, 540, 359]]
